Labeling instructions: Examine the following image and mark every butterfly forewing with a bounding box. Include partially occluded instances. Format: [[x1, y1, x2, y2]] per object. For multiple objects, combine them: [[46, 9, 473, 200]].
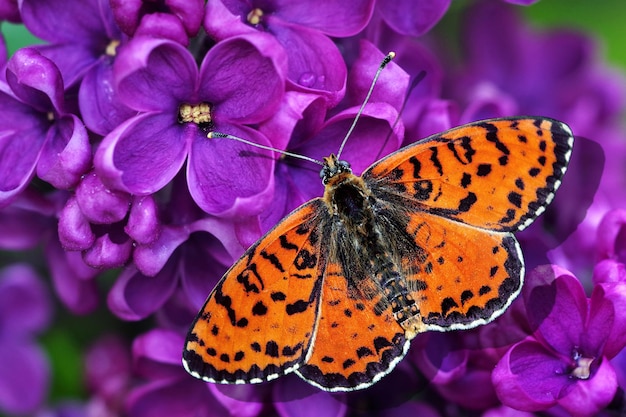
[[364, 117, 573, 232], [183, 200, 328, 384]]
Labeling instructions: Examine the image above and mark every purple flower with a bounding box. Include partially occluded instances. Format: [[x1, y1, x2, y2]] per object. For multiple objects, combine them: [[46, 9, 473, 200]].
[[204, 0, 375, 105], [375, 0, 451, 37], [0, 264, 52, 415], [127, 329, 264, 417], [493, 266, 625, 416], [0, 48, 91, 207], [110, 0, 204, 43], [0, 189, 56, 250], [95, 34, 286, 216], [20, 0, 136, 135]]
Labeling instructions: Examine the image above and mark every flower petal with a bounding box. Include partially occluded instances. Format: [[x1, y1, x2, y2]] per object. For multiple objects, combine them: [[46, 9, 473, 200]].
[[79, 58, 135, 136], [125, 195, 161, 245], [269, 24, 346, 106], [6, 47, 64, 113], [37, 114, 91, 189], [58, 195, 95, 251], [0, 339, 49, 414], [559, 357, 617, 417], [199, 33, 286, 123], [114, 37, 197, 112], [273, 0, 375, 36], [493, 338, 566, 411], [95, 113, 188, 195], [188, 124, 274, 216], [0, 264, 52, 334], [108, 262, 178, 321], [133, 225, 190, 277], [377, 0, 451, 37], [45, 239, 100, 314], [0, 129, 44, 207]]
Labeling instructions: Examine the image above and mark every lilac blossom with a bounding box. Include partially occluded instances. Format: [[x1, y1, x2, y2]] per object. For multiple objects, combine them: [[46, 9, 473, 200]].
[[493, 266, 626, 416], [94, 33, 286, 216], [1, 1, 626, 416], [0, 48, 90, 207], [0, 264, 52, 415], [204, 0, 375, 105]]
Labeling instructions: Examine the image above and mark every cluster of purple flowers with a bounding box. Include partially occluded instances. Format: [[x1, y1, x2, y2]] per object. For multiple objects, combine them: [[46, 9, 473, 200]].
[[1, 0, 625, 416]]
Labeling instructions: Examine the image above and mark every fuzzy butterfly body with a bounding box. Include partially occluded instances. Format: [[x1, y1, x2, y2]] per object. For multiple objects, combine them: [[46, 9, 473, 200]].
[[183, 117, 573, 391]]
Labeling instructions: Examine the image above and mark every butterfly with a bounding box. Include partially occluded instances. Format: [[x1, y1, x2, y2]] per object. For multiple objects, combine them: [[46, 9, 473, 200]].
[[183, 116, 573, 391]]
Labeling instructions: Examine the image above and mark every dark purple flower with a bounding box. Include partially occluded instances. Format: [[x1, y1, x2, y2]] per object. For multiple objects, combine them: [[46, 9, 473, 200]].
[[110, 0, 204, 42], [204, 0, 375, 105], [0, 264, 52, 415], [20, 0, 135, 135], [375, 0, 450, 37], [127, 329, 264, 417], [493, 266, 625, 416], [95, 34, 286, 217], [0, 48, 90, 207], [0, 188, 57, 250], [0, 0, 20, 22]]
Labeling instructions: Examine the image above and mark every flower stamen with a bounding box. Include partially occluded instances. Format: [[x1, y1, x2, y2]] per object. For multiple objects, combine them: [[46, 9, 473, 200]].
[[106, 40, 121, 57], [570, 350, 594, 380], [179, 103, 212, 125], [247, 8, 264, 26]]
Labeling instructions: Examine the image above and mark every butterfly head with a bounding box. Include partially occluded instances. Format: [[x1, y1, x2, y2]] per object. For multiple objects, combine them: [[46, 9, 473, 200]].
[[320, 154, 352, 185]]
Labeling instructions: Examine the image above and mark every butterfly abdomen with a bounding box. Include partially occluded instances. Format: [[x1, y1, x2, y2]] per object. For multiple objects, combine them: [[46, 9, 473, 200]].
[[325, 170, 425, 337]]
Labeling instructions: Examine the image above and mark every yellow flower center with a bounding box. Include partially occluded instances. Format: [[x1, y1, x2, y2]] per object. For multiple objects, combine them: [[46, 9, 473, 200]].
[[106, 40, 121, 57], [247, 8, 264, 25], [178, 103, 212, 125]]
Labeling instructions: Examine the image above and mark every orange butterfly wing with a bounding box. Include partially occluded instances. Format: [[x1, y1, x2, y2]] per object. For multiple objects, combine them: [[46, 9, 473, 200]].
[[364, 117, 573, 232], [295, 261, 409, 391], [361, 116, 573, 331], [183, 200, 328, 384]]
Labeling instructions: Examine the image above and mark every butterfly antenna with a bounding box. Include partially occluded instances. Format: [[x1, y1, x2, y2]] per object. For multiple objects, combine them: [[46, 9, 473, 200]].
[[375, 70, 427, 161], [208, 132, 324, 166], [336, 51, 396, 160]]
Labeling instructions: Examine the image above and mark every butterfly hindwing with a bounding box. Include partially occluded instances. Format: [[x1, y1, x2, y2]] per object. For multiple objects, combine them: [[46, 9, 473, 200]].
[[295, 261, 409, 391], [363, 117, 573, 232], [183, 199, 328, 384]]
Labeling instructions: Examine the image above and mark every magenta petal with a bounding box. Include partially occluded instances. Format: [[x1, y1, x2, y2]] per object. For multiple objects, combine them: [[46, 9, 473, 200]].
[[133, 13, 190, 45], [199, 33, 286, 123], [274, 0, 374, 36], [45, 239, 99, 314], [20, 0, 109, 43], [58, 196, 95, 250], [125, 196, 160, 245], [559, 357, 617, 417], [209, 384, 265, 417], [95, 113, 188, 194], [79, 59, 135, 136], [0, 191, 55, 249], [133, 225, 189, 277], [108, 262, 178, 320], [0, 339, 49, 414], [377, 0, 451, 37], [529, 275, 588, 354], [6, 48, 65, 113], [133, 329, 184, 374], [270, 24, 346, 106], [188, 125, 274, 216], [76, 172, 131, 224], [274, 376, 347, 417], [346, 40, 410, 111], [0, 129, 43, 207], [114, 38, 197, 112], [0, 264, 52, 334], [203, 0, 254, 39], [493, 338, 563, 412], [126, 378, 223, 417], [83, 232, 132, 269], [37, 114, 91, 189]]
